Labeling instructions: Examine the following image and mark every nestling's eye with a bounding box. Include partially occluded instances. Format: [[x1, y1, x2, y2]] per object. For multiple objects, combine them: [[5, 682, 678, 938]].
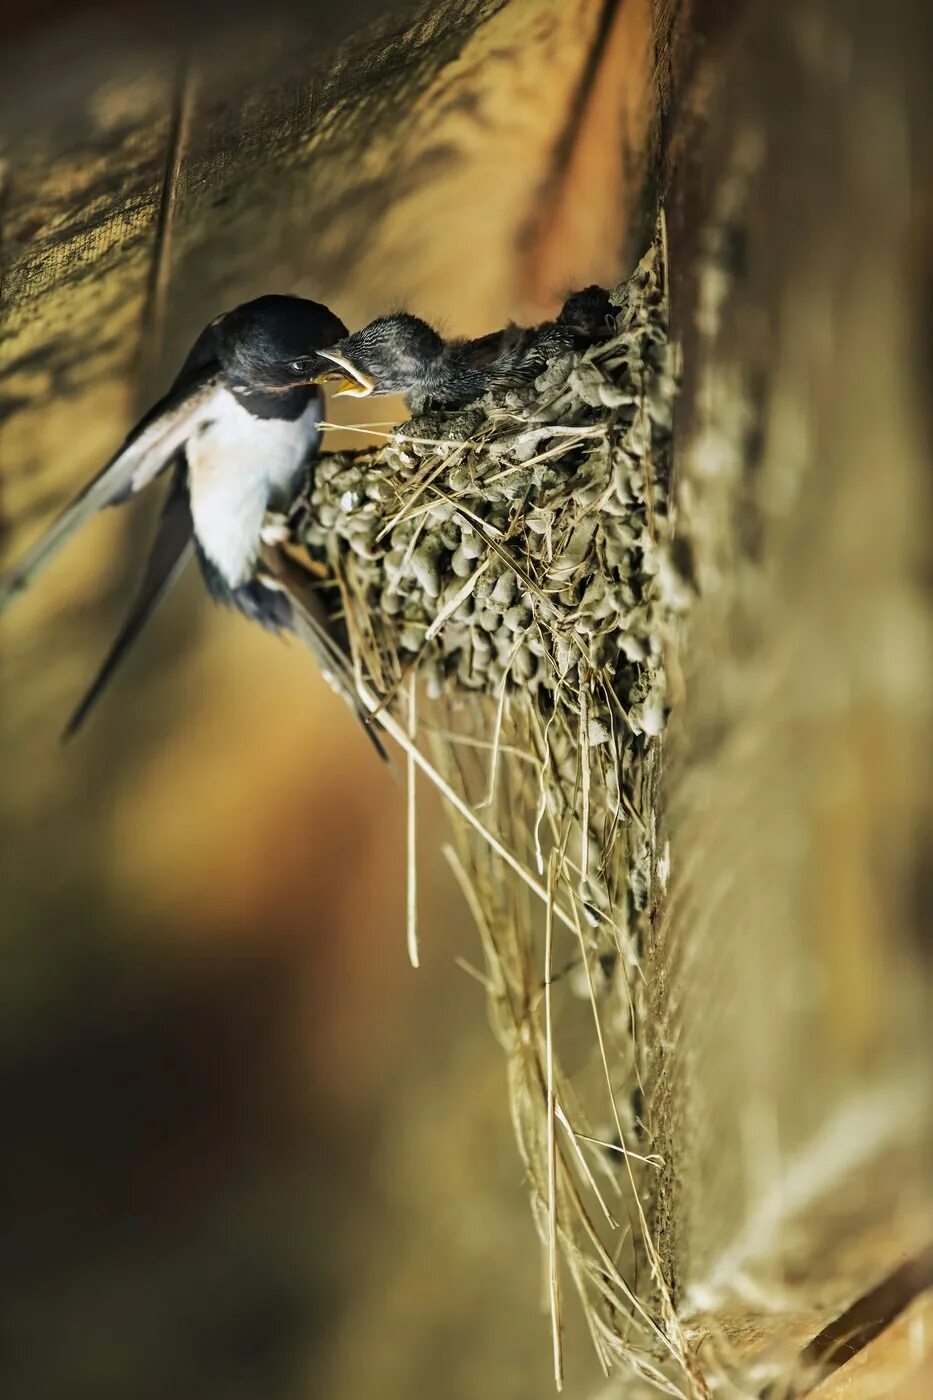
[[289, 358, 312, 374]]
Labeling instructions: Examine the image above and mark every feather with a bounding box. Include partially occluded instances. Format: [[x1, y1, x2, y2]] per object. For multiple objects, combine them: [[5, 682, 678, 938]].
[[287, 587, 388, 761], [0, 364, 223, 614], [258, 551, 387, 760], [61, 466, 195, 740]]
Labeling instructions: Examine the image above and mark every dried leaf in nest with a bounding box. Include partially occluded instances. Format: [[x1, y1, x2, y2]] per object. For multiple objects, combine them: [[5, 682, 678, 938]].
[[288, 222, 702, 1392]]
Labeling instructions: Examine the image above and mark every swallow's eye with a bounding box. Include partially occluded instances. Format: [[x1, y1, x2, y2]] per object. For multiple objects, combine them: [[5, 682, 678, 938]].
[[289, 357, 313, 374]]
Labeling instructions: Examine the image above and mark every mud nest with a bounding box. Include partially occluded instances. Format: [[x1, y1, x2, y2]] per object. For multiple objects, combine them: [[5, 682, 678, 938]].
[[287, 228, 700, 1392]]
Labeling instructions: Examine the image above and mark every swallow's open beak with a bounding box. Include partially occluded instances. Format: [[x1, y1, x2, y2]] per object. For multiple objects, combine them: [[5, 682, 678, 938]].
[[315, 349, 376, 398]]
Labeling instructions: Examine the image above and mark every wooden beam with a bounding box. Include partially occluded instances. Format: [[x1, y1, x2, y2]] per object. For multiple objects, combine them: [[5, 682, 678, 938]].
[[808, 1292, 933, 1400]]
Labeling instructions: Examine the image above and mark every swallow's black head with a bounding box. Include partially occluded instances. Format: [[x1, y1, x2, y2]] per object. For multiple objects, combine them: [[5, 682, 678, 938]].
[[219, 295, 349, 392], [315, 313, 446, 398]]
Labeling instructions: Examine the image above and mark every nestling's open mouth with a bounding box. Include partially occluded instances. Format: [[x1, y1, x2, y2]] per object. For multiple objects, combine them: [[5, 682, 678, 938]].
[[315, 350, 376, 397]]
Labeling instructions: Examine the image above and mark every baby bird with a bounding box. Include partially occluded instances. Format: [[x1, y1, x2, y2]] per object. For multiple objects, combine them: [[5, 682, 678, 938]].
[[316, 285, 613, 412]]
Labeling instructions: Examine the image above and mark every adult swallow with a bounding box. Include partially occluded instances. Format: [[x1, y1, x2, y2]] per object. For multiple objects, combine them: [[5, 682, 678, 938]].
[[315, 286, 613, 412], [0, 295, 382, 750]]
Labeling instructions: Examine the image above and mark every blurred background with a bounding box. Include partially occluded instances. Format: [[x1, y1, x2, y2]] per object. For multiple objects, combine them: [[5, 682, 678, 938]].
[[1, 1, 930, 1398]]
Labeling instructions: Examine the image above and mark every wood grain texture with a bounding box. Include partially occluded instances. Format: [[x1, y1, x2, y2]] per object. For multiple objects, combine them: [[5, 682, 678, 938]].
[[519, 0, 657, 305], [641, 0, 932, 1389], [807, 1293, 933, 1400]]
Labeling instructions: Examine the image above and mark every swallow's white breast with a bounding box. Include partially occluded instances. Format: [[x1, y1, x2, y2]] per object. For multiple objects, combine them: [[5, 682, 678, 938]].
[[186, 390, 321, 588]]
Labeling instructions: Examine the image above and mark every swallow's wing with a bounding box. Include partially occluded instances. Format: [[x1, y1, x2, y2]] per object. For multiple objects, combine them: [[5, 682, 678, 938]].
[[61, 465, 195, 740], [0, 363, 223, 614], [288, 588, 388, 761], [459, 323, 532, 370], [458, 328, 507, 370], [52, 316, 232, 733], [258, 549, 387, 760]]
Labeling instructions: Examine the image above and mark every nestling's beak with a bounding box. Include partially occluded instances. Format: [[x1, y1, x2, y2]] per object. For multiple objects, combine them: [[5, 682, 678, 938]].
[[315, 349, 376, 397]]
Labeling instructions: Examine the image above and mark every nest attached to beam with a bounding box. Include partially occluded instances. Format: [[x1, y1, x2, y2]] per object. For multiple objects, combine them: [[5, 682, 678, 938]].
[[289, 230, 700, 1391]]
